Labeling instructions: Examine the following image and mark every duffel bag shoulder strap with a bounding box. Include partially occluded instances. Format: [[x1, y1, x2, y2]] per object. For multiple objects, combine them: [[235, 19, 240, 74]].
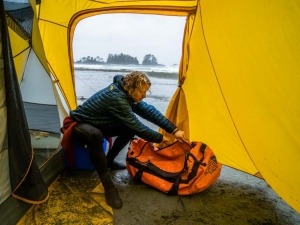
[[163, 141, 192, 195], [177, 141, 222, 195], [184, 142, 207, 183]]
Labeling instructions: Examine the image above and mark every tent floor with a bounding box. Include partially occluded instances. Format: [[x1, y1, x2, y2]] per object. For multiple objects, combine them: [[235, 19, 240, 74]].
[[0, 146, 64, 225], [16, 148, 300, 225], [17, 170, 113, 225]]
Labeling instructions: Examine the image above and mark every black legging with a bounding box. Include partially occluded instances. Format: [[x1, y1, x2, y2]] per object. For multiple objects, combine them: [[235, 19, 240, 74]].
[[72, 123, 134, 174]]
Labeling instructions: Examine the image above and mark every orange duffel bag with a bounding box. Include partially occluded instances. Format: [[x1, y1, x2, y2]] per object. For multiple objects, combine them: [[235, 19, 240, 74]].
[[126, 138, 222, 195]]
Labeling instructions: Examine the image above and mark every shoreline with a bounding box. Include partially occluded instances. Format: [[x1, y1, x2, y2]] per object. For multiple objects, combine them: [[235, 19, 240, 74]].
[[74, 68, 178, 79]]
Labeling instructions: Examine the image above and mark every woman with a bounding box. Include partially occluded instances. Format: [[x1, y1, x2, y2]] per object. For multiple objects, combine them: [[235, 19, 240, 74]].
[[63, 71, 185, 209]]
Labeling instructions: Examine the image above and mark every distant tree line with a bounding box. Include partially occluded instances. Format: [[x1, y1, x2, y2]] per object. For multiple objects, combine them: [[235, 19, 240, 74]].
[[75, 53, 161, 66], [107, 53, 139, 64], [75, 56, 104, 64]]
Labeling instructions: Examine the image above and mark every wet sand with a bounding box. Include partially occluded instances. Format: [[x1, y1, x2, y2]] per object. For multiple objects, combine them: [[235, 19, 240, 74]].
[[112, 148, 300, 225], [18, 160, 300, 225]]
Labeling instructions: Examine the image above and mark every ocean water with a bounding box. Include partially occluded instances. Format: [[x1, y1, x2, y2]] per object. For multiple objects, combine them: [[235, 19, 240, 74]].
[[74, 63, 179, 73], [74, 65, 179, 130]]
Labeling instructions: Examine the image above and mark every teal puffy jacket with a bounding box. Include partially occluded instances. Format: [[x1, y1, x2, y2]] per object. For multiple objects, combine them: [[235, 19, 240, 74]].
[[70, 75, 176, 143]]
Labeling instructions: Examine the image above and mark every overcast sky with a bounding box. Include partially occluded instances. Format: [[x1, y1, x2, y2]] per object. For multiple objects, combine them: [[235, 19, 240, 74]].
[[72, 14, 186, 66]]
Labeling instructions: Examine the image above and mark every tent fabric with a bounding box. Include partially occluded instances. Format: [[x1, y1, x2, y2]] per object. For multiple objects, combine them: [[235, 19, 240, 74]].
[[23, 103, 61, 133], [159, 12, 196, 143], [1, 0, 49, 204], [5, 3, 33, 40], [184, 0, 300, 211], [20, 50, 61, 133], [36, 0, 300, 213], [0, 15, 11, 204], [0, 0, 299, 213]]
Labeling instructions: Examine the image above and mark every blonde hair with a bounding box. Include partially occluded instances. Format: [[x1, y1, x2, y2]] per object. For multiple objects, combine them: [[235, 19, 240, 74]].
[[123, 71, 151, 96]]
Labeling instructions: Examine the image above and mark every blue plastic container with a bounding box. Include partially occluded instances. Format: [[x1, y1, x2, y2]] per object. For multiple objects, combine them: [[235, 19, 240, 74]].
[[66, 139, 107, 170]]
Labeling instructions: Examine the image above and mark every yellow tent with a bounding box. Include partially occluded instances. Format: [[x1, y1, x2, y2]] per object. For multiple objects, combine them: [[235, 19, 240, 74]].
[[1, 0, 299, 215], [37, 0, 300, 212]]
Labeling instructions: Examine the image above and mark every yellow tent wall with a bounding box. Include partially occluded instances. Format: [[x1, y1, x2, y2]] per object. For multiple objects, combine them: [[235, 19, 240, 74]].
[[37, 0, 300, 212], [184, 0, 300, 212]]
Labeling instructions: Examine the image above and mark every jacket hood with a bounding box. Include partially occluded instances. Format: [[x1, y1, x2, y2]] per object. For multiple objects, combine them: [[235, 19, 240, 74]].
[[113, 74, 124, 86]]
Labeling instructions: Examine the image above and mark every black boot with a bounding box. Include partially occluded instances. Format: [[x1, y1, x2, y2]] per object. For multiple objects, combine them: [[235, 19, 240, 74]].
[[99, 173, 122, 209], [106, 133, 134, 170], [105, 187, 122, 209]]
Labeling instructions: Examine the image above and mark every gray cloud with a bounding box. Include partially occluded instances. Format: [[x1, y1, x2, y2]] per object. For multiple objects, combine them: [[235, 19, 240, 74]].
[[73, 14, 185, 66]]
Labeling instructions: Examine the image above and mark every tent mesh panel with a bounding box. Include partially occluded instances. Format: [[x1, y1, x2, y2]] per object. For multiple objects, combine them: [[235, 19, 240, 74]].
[[24, 102, 61, 134], [5, 4, 33, 40]]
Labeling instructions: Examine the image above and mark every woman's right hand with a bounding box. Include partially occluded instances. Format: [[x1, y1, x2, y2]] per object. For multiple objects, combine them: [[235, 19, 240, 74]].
[[162, 135, 172, 144], [154, 135, 172, 148], [173, 129, 186, 142]]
